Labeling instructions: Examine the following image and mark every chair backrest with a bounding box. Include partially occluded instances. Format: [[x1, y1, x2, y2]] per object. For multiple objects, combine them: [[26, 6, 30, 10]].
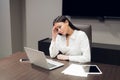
[[76, 25, 92, 48]]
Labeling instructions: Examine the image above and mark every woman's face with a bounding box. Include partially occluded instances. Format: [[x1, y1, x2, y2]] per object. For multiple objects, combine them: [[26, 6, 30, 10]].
[[54, 21, 69, 36]]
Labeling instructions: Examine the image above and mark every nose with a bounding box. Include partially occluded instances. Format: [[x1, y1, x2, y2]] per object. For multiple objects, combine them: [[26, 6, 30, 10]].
[[58, 28, 60, 32], [58, 28, 62, 33]]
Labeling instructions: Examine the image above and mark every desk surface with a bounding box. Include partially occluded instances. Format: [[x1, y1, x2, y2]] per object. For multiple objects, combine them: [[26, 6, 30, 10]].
[[0, 52, 120, 80]]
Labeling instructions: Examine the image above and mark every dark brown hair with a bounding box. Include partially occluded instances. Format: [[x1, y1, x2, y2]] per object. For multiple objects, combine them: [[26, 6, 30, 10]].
[[53, 16, 80, 30]]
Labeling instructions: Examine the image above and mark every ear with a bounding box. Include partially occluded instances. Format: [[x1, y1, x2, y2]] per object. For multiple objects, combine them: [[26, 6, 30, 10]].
[[65, 20, 69, 25]]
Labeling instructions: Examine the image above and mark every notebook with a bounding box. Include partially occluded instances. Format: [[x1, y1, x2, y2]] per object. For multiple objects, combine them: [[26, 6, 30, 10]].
[[24, 47, 64, 70]]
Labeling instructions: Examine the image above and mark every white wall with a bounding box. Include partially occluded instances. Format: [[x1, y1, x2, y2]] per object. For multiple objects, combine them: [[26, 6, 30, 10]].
[[0, 0, 12, 58], [25, 0, 62, 49]]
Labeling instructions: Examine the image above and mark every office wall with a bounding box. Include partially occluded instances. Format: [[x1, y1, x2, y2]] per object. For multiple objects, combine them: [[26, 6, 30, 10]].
[[0, 0, 12, 58], [25, 0, 62, 49], [0, 0, 24, 58], [10, 0, 24, 53]]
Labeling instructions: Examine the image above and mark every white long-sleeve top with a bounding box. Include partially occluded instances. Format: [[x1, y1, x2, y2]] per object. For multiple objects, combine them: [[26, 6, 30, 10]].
[[49, 30, 91, 63]]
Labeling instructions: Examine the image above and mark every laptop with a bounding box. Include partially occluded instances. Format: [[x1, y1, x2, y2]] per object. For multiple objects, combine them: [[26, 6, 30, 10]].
[[24, 47, 64, 70]]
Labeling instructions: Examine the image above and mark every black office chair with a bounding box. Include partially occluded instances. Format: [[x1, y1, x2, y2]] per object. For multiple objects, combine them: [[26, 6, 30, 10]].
[[38, 24, 92, 56]]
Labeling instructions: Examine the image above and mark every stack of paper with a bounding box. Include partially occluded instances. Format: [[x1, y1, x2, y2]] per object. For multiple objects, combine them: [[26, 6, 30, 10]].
[[62, 64, 88, 77]]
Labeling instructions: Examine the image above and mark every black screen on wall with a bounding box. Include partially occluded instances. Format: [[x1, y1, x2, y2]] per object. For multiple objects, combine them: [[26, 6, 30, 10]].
[[62, 0, 120, 19]]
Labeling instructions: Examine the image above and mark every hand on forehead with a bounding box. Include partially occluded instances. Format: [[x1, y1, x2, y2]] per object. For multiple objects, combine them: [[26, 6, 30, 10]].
[[54, 22, 62, 28], [53, 24, 58, 30], [54, 24, 58, 28]]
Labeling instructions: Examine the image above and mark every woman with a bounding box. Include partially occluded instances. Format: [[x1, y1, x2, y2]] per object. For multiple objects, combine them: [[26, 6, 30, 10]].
[[49, 16, 91, 63]]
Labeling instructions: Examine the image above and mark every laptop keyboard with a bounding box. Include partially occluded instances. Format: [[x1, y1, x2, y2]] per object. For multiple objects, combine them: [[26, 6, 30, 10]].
[[46, 59, 64, 68], [47, 63, 56, 68]]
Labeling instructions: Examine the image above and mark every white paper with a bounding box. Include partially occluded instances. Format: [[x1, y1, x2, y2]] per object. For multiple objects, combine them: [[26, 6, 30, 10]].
[[62, 64, 88, 77]]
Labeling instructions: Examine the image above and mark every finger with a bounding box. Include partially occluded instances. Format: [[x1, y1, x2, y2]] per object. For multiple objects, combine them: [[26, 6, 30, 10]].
[[53, 28, 58, 32], [53, 26, 57, 30], [57, 55, 61, 59]]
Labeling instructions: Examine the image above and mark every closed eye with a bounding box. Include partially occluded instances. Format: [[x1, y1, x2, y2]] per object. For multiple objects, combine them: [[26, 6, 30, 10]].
[[58, 26, 61, 29]]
